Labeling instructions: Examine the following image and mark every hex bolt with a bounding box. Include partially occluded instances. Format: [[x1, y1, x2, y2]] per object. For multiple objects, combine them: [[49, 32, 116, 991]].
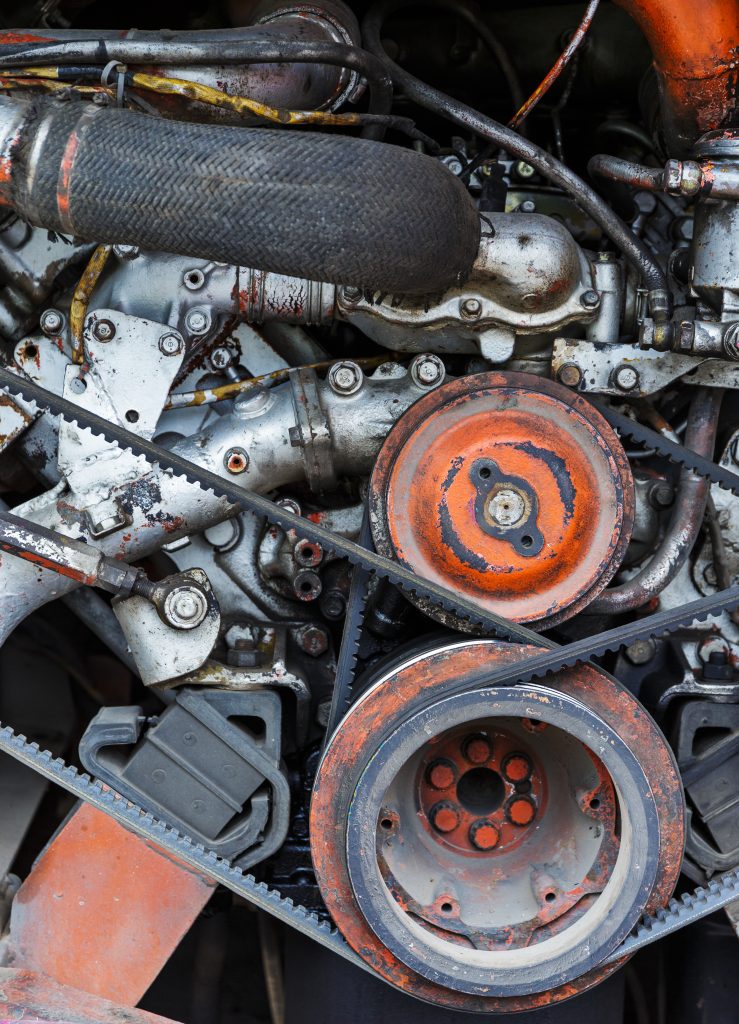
[[460, 296, 483, 320], [328, 361, 363, 395], [579, 290, 601, 309], [426, 759, 457, 791], [488, 488, 526, 527], [649, 481, 674, 509], [185, 308, 211, 335], [92, 318, 115, 342], [224, 447, 249, 474], [341, 285, 363, 305], [320, 590, 346, 620], [430, 801, 461, 833], [558, 363, 583, 388], [40, 309, 63, 335], [113, 244, 139, 260], [410, 353, 445, 388], [469, 819, 500, 851], [295, 623, 329, 658], [162, 585, 208, 630], [515, 161, 535, 179], [519, 199, 536, 213], [614, 364, 639, 391], [624, 638, 657, 666], [723, 324, 739, 360], [506, 795, 536, 827], [69, 377, 87, 394], [159, 333, 183, 356], [502, 753, 532, 783], [463, 735, 492, 765]]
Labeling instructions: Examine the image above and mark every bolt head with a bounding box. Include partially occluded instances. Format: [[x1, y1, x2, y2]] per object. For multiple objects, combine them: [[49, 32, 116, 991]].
[[515, 161, 535, 179], [163, 585, 208, 629], [519, 199, 536, 213], [427, 759, 456, 790], [469, 819, 500, 850], [558, 362, 583, 388], [430, 801, 460, 833], [410, 353, 445, 388], [209, 346, 233, 370], [92, 318, 115, 342], [113, 244, 139, 260], [69, 376, 87, 394], [296, 624, 329, 657], [328, 361, 363, 395], [40, 309, 63, 335], [463, 735, 491, 765], [341, 285, 363, 305], [185, 309, 210, 335], [614, 364, 639, 391], [624, 639, 657, 665], [460, 296, 483, 320], [487, 488, 526, 527], [159, 333, 183, 356], [580, 290, 601, 309], [506, 795, 536, 827]]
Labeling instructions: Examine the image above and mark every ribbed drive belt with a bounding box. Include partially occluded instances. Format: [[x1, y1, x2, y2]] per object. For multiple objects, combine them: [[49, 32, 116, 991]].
[[2, 364, 739, 972]]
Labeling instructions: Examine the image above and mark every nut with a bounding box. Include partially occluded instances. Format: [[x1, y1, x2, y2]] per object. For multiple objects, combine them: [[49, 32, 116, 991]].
[[159, 333, 183, 356], [92, 318, 115, 342], [162, 585, 208, 630], [557, 362, 583, 388], [459, 297, 482, 320], [224, 447, 249, 474], [40, 309, 63, 335], [614, 364, 639, 391], [328, 361, 363, 395], [410, 353, 445, 388]]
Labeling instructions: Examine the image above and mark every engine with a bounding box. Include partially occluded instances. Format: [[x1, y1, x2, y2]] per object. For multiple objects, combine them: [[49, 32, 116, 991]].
[[0, 0, 737, 1020]]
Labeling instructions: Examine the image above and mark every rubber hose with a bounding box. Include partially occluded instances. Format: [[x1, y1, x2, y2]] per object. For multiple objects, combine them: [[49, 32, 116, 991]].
[[1, 100, 480, 294]]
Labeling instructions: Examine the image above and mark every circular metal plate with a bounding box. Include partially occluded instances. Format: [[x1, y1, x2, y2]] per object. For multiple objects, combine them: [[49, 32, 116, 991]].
[[310, 640, 684, 1013], [369, 372, 634, 628]]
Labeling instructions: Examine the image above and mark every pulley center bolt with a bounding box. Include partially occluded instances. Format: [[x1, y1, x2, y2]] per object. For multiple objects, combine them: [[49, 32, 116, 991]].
[[506, 795, 536, 827], [462, 735, 492, 764], [488, 488, 526, 527], [163, 586, 208, 630], [426, 759, 457, 790], [430, 801, 461, 833], [328, 361, 363, 395], [469, 819, 500, 851]]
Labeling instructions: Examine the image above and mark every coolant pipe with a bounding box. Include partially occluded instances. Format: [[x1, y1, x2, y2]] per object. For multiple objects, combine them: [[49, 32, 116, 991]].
[[590, 388, 723, 615]]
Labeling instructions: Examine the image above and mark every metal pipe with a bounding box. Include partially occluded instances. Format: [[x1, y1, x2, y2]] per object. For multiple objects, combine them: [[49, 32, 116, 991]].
[[612, 0, 739, 156], [588, 155, 665, 192], [590, 388, 723, 615]]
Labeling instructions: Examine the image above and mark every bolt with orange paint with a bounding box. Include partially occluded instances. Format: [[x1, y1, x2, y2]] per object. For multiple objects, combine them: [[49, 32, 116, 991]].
[[430, 801, 461, 834], [426, 759, 457, 790], [502, 753, 532, 783], [462, 734, 492, 765], [506, 795, 537, 827], [469, 818, 500, 851]]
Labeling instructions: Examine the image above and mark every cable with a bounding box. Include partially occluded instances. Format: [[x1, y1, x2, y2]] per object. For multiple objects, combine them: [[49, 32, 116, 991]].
[[362, 0, 671, 321], [509, 0, 600, 130]]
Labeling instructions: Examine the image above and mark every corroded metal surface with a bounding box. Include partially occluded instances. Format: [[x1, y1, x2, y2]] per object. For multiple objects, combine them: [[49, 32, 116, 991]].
[[369, 372, 634, 628], [310, 639, 684, 1012], [4, 803, 215, 1006]]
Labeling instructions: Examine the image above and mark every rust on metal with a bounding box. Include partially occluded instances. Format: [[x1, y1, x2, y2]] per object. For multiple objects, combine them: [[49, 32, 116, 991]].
[[5, 803, 215, 1006], [70, 244, 112, 365], [310, 640, 684, 1012], [614, 0, 739, 153], [369, 372, 634, 629]]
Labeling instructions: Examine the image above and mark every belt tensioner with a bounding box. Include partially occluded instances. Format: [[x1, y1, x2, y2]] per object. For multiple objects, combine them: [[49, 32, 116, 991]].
[[310, 640, 684, 1012], [368, 371, 634, 628]]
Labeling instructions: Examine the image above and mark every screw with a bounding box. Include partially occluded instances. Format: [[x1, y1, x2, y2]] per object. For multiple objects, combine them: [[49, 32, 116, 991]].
[[469, 819, 500, 850], [328, 361, 363, 395], [624, 638, 656, 665], [519, 199, 536, 213], [295, 623, 329, 657], [159, 333, 183, 356], [463, 735, 491, 764], [162, 585, 208, 630], [341, 285, 363, 305], [430, 801, 460, 833], [614, 364, 639, 391], [558, 363, 583, 388], [460, 296, 483, 320], [185, 308, 211, 335], [209, 346, 234, 370], [410, 353, 445, 388], [426, 759, 456, 790], [224, 447, 249, 474], [506, 795, 536, 827], [92, 318, 115, 342], [580, 290, 600, 309]]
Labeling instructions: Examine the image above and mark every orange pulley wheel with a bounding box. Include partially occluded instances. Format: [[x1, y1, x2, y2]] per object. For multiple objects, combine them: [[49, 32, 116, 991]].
[[369, 371, 634, 628]]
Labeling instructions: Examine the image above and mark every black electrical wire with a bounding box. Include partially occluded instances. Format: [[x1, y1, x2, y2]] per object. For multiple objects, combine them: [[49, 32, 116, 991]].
[[362, 0, 671, 318]]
